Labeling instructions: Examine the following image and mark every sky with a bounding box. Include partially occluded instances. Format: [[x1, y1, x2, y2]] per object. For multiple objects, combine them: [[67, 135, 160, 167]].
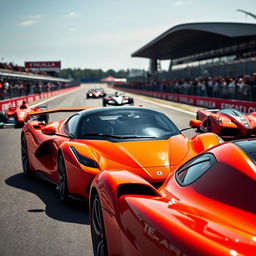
[[1, 0, 256, 71]]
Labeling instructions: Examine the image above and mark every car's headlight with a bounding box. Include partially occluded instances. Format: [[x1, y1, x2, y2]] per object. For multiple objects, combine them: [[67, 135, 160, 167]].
[[70, 146, 99, 168], [216, 135, 224, 144]]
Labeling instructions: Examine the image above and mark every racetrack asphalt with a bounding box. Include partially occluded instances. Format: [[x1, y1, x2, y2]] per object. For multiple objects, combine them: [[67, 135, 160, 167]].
[[0, 83, 199, 256]]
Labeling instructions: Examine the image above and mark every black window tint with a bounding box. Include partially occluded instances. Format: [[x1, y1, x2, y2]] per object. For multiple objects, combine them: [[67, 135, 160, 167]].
[[77, 109, 180, 139], [176, 154, 216, 186], [66, 114, 79, 136]]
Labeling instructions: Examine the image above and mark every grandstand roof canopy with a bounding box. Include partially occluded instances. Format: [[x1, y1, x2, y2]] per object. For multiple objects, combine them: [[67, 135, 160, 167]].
[[131, 22, 256, 61], [0, 69, 70, 82]]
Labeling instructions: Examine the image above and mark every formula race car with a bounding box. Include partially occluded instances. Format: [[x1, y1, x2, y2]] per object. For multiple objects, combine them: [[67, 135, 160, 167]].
[[0, 100, 48, 128], [196, 108, 256, 138], [90, 139, 256, 256], [103, 92, 134, 107], [21, 106, 222, 203], [86, 88, 106, 99]]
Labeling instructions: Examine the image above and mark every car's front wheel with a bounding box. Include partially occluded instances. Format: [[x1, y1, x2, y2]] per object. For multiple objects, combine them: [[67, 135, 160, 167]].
[[21, 133, 32, 177], [58, 153, 70, 204], [90, 193, 108, 256]]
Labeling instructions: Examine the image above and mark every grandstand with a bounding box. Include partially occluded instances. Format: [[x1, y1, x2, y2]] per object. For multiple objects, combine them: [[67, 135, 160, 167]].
[[131, 22, 256, 79]]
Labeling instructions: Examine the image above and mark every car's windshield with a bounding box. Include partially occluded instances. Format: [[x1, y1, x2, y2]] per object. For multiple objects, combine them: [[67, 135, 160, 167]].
[[77, 108, 180, 140], [219, 108, 243, 117]]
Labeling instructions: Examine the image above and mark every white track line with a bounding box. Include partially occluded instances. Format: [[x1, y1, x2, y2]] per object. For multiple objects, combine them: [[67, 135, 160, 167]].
[[31, 86, 196, 116], [31, 87, 81, 107], [140, 98, 196, 116], [115, 88, 196, 116]]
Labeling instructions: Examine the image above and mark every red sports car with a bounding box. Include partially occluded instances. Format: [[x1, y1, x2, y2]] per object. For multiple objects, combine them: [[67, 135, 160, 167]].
[[87, 88, 106, 99], [196, 108, 256, 138], [90, 139, 256, 256], [0, 100, 48, 128], [21, 106, 222, 203]]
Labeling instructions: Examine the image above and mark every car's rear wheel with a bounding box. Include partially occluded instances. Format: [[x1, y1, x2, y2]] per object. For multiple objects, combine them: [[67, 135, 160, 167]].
[[0, 111, 6, 128], [58, 153, 70, 203], [14, 116, 24, 128], [0, 111, 7, 123], [103, 100, 107, 107], [91, 193, 108, 256], [21, 133, 32, 177]]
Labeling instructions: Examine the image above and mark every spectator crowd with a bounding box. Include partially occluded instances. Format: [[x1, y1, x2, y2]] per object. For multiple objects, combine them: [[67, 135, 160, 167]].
[[126, 73, 256, 102], [0, 79, 70, 100]]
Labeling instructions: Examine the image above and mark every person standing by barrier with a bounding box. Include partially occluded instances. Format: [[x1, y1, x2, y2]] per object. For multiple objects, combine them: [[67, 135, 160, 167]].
[[227, 77, 236, 99], [249, 73, 256, 101], [0, 79, 4, 100]]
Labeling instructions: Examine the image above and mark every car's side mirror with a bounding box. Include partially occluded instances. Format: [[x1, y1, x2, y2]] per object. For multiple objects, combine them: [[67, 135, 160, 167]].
[[180, 119, 202, 132], [189, 119, 202, 128], [41, 124, 57, 135]]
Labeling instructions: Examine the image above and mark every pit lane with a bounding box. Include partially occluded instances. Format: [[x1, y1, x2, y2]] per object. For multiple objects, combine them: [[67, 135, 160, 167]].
[[0, 83, 198, 256]]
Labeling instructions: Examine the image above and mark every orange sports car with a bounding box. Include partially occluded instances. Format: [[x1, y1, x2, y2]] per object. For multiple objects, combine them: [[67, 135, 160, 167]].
[[0, 100, 48, 128], [21, 106, 222, 203], [89, 139, 256, 256]]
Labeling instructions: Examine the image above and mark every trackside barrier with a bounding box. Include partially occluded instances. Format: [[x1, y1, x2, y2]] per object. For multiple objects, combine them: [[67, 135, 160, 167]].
[[117, 87, 256, 114], [0, 86, 80, 111]]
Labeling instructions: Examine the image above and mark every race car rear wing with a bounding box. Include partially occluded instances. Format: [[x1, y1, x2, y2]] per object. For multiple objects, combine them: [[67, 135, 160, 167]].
[[29, 107, 94, 116]]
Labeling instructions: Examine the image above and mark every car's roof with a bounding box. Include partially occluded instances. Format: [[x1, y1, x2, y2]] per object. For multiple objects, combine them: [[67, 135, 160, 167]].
[[78, 106, 161, 117]]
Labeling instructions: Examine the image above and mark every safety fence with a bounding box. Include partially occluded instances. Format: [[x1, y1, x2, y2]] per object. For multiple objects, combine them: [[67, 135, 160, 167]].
[[0, 86, 80, 111], [117, 87, 256, 114]]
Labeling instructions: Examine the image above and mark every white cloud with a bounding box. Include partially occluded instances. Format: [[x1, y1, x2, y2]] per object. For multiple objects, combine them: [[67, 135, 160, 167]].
[[67, 12, 80, 17], [18, 14, 42, 26], [69, 28, 80, 32], [30, 15, 43, 20], [19, 20, 37, 26], [173, 1, 184, 7]]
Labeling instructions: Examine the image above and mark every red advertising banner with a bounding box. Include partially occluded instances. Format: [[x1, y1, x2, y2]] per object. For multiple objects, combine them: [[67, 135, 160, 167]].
[[0, 86, 79, 111], [25, 61, 61, 72], [118, 88, 256, 114]]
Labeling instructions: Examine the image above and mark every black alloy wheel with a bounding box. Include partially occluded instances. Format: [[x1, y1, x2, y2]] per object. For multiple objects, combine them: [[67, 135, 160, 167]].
[[21, 133, 32, 177], [91, 193, 108, 256], [58, 153, 70, 203]]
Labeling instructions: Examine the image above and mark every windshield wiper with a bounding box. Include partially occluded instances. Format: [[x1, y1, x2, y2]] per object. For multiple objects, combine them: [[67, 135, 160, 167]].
[[81, 133, 156, 139], [118, 135, 157, 139]]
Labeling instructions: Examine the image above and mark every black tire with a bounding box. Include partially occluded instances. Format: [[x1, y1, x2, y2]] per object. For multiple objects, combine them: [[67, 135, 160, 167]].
[[90, 193, 108, 256], [103, 100, 107, 107], [14, 115, 24, 128], [0, 111, 7, 123], [21, 133, 33, 177], [58, 153, 70, 204], [129, 99, 134, 106]]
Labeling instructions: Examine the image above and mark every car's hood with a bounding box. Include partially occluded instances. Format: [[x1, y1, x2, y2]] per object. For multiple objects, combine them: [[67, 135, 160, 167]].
[[78, 134, 190, 168]]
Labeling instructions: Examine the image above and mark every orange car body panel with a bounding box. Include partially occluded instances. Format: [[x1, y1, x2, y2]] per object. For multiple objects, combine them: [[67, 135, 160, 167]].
[[90, 141, 256, 255], [23, 108, 222, 200]]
